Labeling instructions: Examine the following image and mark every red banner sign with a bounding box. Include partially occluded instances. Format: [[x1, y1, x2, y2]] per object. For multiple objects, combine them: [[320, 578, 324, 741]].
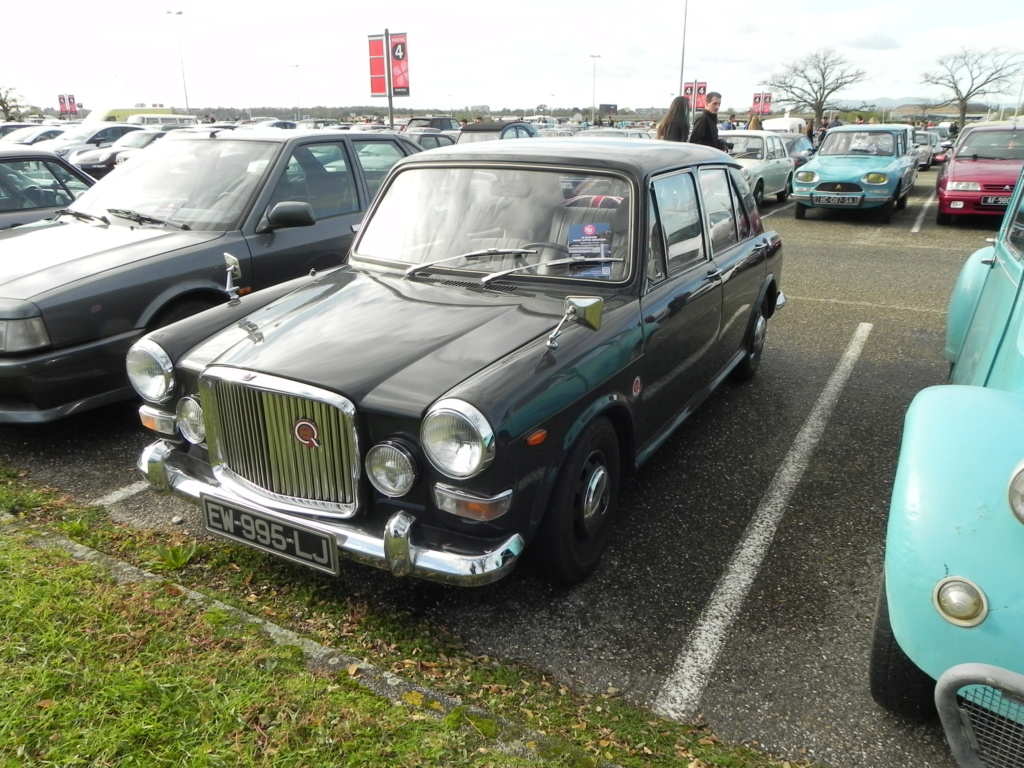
[[752, 92, 772, 114], [58, 94, 67, 115], [390, 33, 409, 97], [695, 82, 707, 111], [368, 36, 387, 97], [67, 94, 78, 115]]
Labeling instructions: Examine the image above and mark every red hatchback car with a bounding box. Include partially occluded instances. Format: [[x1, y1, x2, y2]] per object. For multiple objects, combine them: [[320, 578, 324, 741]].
[[936, 123, 1024, 224]]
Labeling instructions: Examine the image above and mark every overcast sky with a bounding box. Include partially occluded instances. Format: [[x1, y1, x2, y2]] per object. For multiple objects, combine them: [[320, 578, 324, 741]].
[[7, 0, 1024, 118]]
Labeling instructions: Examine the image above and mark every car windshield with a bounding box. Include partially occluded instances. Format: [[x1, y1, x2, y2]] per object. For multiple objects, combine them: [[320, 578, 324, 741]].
[[819, 131, 895, 156], [116, 130, 161, 148], [955, 131, 1024, 160], [726, 136, 765, 159], [69, 138, 278, 231], [353, 166, 632, 283], [58, 125, 103, 142]]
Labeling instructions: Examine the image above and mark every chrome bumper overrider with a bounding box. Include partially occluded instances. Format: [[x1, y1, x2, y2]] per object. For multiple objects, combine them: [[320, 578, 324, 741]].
[[140, 440, 524, 586], [936, 663, 1024, 768]]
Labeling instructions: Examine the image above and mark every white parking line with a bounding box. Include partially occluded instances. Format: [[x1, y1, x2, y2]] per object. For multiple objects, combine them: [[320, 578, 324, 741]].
[[911, 190, 937, 233], [653, 322, 873, 720], [90, 481, 150, 507]]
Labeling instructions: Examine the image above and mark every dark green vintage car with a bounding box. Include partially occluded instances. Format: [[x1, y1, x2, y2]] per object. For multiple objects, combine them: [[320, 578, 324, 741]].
[[129, 139, 784, 586]]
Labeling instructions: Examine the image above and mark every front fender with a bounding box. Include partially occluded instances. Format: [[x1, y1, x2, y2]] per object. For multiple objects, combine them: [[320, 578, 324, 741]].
[[945, 245, 997, 364], [885, 385, 1024, 680]]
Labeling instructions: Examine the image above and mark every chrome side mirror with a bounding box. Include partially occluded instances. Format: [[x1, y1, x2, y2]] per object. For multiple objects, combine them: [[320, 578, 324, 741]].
[[224, 252, 242, 304], [546, 296, 603, 349]]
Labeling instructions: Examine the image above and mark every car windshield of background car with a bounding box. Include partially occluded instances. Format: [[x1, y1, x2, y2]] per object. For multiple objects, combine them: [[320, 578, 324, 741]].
[[820, 131, 895, 156], [728, 136, 764, 159], [70, 139, 278, 232], [353, 166, 633, 282], [956, 131, 1024, 160]]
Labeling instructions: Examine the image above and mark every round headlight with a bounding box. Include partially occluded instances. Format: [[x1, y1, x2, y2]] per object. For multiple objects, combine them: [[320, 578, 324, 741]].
[[1008, 461, 1024, 524], [795, 170, 817, 183], [421, 399, 495, 479], [933, 577, 988, 627], [175, 396, 205, 444], [126, 339, 175, 403], [365, 441, 417, 497], [863, 172, 888, 185]]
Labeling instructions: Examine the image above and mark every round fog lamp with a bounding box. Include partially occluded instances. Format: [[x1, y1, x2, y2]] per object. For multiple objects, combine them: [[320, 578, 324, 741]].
[[933, 577, 987, 627], [176, 396, 205, 444], [366, 442, 417, 497], [1007, 462, 1024, 524]]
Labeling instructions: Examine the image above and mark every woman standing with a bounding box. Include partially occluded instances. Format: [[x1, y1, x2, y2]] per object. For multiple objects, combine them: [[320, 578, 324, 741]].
[[655, 96, 690, 142]]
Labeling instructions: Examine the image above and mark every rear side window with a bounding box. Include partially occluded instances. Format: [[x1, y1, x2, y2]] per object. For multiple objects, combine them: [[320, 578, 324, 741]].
[[650, 171, 706, 279]]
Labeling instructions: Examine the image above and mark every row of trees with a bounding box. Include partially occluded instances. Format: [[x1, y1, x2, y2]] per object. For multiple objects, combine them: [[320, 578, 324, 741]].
[[765, 47, 1024, 129]]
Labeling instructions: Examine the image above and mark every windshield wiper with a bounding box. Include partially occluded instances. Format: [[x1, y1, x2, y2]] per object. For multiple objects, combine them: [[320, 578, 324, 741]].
[[54, 209, 110, 225], [404, 247, 537, 276], [959, 153, 1000, 160], [481, 255, 624, 285], [107, 208, 191, 231]]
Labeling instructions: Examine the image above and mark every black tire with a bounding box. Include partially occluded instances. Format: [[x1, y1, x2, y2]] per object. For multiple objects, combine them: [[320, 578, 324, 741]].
[[776, 178, 791, 203], [896, 190, 908, 211], [936, 210, 951, 225], [151, 298, 218, 330], [536, 417, 620, 585], [794, 202, 807, 220], [877, 199, 894, 224], [869, 576, 937, 719], [753, 181, 764, 207], [732, 296, 768, 382]]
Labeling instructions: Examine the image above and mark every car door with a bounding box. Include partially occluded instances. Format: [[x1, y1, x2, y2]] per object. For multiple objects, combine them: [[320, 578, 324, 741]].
[[241, 138, 367, 288], [699, 167, 773, 372], [767, 135, 792, 192], [638, 169, 723, 445]]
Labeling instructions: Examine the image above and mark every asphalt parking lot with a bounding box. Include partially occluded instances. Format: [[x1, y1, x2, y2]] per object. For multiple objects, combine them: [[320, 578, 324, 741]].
[[0, 169, 995, 768]]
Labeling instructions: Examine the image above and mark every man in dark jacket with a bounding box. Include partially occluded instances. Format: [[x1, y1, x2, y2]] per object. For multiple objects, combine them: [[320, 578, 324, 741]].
[[688, 92, 727, 150]]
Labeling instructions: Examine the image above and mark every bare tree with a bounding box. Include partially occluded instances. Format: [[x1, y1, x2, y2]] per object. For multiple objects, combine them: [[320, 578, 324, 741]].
[[0, 86, 23, 121], [762, 48, 868, 128], [922, 48, 1024, 127]]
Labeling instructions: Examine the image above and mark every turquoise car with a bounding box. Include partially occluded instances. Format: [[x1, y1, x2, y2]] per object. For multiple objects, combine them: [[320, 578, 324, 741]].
[[791, 124, 918, 223], [870, 164, 1024, 766]]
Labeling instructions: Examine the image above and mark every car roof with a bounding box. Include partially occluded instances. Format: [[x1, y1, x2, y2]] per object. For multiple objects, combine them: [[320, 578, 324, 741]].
[[0, 144, 68, 160], [391, 137, 734, 176], [164, 127, 418, 145], [827, 123, 910, 132], [459, 121, 530, 132]]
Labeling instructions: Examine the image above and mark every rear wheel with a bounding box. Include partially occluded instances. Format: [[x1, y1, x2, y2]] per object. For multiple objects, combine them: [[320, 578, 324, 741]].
[[536, 418, 620, 585], [732, 296, 768, 382], [868, 576, 937, 719], [753, 181, 764, 207], [794, 202, 807, 220]]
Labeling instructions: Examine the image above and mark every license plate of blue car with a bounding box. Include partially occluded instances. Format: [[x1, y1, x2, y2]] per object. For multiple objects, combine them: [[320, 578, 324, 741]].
[[202, 496, 339, 575], [981, 195, 1011, 206], [813, 194, 859, 206]]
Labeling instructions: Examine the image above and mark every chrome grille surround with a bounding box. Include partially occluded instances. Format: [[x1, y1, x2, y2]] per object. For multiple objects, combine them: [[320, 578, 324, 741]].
[[200, 366, 360, 518], [937, 663, 1024, 768]]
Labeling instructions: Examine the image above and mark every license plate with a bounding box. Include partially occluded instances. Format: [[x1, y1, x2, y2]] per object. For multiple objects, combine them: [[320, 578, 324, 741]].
[[981, 195, 1011, 206], [202, 496, 339, 575], [812, 194, 859, 206]]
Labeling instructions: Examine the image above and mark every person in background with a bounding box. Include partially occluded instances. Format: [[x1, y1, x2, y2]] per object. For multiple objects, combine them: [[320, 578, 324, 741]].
[[748, 112, 762, 131], [828, 115, 843, 129], [459, 119, 468, 128], [654, 95, 690, 142], [688, 91, 727, 150], [721, 113, 735, 131]]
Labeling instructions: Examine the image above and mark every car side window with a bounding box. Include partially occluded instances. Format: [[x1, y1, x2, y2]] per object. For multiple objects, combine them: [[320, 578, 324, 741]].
[[268, 142, 358, 219], [0, 159, 82, 211], [650, 171, 706, 280], [1008, 192, 1024, 259], [354, 141, 406, 198], [698, 168, 742, 253]]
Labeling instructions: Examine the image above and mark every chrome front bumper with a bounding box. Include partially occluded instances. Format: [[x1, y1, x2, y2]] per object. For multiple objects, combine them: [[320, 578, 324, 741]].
[[936, 663, 1024, 768], [139, 439, 524, 586]]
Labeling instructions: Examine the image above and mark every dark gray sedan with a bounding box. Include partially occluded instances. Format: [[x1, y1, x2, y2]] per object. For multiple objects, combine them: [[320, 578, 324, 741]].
[[0, 145, 94, 230], [0, 129, 421, 422]]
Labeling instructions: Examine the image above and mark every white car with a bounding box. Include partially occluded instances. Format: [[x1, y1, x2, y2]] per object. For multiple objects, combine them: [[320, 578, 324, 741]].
[[720, 130, 796, 205], [34, 123, 144, 159], [913, 130, 941, 170]]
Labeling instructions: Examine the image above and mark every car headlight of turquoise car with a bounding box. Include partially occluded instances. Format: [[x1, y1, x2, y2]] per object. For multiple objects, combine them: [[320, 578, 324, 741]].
[[862, 172, 889, 185]]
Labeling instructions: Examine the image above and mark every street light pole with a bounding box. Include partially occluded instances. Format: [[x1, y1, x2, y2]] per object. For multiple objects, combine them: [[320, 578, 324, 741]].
[[677, 0, 689, 97], [590, 55, 600, 125], [166, 11, 191, 116], [294, 64, 300, 121]]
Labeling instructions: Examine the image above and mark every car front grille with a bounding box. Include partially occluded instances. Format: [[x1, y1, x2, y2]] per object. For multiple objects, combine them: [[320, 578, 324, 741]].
[[814, 182, 862, 193], [983, 184, 1016, 193], [955, 684, 1024, 768], [200, 367, 360, 518]]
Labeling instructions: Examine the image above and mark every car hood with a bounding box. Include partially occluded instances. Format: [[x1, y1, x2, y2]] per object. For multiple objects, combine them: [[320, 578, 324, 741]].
[[946, 156, 1024, 185], [0, 220, 224, 300], [182, 267, 565, 417], [809, 155, 900, 176]]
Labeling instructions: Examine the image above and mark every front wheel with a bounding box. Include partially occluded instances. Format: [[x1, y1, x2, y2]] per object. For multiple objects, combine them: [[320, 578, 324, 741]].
[[895, 190, 909, 211], [877, 199, 894, 224], [776, 178, 791, 203], [794, 202, 807, 220], [936, 210, 951, 225], [868, 576, 937, 719], [536, 418, 620, 585]]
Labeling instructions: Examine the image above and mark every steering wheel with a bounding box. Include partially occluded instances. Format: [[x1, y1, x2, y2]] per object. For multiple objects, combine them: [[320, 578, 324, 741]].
[[523, 241, 570, 258], [18, 185, 42, 206]]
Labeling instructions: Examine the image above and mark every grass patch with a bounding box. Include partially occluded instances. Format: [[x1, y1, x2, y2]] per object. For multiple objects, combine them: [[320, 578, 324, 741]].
[[0, 463, 818, 767]]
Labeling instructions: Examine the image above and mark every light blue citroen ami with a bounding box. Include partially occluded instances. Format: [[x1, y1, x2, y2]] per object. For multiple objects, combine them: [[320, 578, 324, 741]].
[[791, 124, 918, 223], [870, 165, 1024, 766]]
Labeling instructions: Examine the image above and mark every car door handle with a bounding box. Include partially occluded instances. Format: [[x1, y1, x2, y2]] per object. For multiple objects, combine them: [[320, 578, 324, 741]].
[[706, 268, 723, 282]]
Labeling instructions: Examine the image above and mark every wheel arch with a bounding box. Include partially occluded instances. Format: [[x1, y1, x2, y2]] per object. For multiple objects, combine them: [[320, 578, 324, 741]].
[[140, 281, 227, 330]]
